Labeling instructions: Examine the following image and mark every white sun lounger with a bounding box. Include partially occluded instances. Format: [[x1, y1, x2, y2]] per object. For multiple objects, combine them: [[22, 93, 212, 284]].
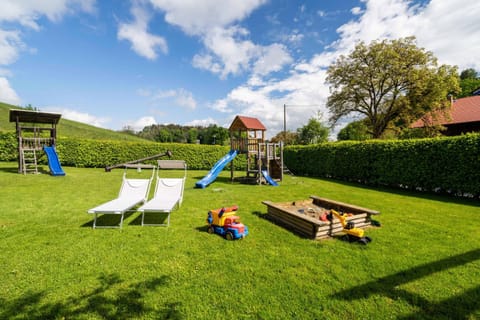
[[138, 160, 186, 226], [87, 164, 155, 228]]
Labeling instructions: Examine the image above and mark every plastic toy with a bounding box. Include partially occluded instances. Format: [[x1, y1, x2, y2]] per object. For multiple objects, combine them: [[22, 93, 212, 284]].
[[328, 209, 372, 245], [206, 206, 248, 240]]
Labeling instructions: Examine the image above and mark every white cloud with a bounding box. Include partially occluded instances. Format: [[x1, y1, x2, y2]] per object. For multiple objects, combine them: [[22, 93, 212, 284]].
[[327, 0, 480, 70], [414, 0, 480, 70], [124, 116, 157, 131], [43, 107, 111, 128], [192, 26, 292, 79], [351, 7, 363, 15], [0, 77, 20, 105], [184, 117, 217, 127], [0, 0, 97, 30], [213, 0, 480, 139], [118, 1, 168, 60], [0, 0, 97, 104], [149, 0, 266, 35], [253, 43, 293, 76], [140, 87, 197, 109], [0, 29, 24, 65], [147, 0, 290, 78]]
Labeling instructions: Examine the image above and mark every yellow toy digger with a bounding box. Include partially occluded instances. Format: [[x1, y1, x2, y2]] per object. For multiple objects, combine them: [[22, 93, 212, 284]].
[[328, 209, 372, 245]]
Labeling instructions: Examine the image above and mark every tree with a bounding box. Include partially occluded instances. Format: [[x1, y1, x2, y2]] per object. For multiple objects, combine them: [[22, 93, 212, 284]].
[[296, 117, 329, 144], [337, 120, 371, 141], [460, 68, 478, 80], [270, 131, 298, 145], [326, 37, 459, 139], [458, 68, 480, 98]]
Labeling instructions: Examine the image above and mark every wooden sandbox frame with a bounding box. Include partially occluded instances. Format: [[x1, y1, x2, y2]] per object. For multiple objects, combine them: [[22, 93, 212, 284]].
[[262, 195, 380, 240]]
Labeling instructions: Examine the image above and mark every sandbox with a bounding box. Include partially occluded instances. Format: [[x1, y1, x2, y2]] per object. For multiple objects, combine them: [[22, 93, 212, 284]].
[[262, 195, 380, 240]]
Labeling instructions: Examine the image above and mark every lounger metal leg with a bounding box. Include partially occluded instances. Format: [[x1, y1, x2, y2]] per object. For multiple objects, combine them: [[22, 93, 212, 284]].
[[93, 213, 97, 229], [119, 214, 124, 229]]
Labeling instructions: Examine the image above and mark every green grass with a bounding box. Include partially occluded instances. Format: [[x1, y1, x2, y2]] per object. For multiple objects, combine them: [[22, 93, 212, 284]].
[[0, 161, 479, 319], [0, 101, 147, 141]]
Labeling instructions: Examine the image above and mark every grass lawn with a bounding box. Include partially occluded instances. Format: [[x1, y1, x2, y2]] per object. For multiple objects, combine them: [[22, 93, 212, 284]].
[[0, 161, 479, 319]]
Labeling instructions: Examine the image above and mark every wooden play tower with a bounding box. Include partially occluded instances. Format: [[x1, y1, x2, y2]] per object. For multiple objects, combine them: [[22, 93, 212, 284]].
[[229, 115, 283, 184], [9, 109, 61, 174]]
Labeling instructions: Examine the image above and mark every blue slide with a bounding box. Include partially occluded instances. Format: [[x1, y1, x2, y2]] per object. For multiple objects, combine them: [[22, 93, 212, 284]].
[[44, 146, 66, 176], [195, 150, 237, 188], [261, 169, 278, 186]]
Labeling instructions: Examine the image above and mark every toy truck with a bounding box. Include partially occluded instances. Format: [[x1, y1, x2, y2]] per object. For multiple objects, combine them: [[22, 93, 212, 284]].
[[206, 206, 248, 240], [328, 209, 372, 245]]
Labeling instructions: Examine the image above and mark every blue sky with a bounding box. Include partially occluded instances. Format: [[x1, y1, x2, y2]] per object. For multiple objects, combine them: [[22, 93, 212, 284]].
[[1, 0, 479, 138]]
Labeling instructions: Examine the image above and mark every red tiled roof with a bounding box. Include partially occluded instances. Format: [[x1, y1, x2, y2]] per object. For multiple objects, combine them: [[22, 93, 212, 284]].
[[411, 96, 480, 128], [229, 115, 266, 131]]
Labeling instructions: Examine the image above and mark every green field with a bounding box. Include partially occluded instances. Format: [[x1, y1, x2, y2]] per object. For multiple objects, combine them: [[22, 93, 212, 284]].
[[0, 161, 479, 319], [0, 102, 146, 142]]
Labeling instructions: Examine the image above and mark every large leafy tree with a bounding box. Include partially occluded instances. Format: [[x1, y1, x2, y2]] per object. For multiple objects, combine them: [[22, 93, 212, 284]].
[[326, 37, 459, 138]]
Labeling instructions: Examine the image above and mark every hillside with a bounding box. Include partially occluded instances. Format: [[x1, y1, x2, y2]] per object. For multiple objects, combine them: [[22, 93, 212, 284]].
[[0, 102, 148, 142]]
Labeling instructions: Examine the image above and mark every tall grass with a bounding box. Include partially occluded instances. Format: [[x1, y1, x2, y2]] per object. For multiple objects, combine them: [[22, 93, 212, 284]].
[[0, 161, 479, 319]]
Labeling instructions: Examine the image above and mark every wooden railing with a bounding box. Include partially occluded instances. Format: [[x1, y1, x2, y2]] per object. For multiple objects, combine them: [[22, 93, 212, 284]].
[[20, 137, 55, 150]]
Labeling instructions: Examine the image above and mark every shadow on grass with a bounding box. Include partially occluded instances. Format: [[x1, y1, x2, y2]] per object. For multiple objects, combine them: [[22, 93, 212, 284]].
[[191, 175, 237, 185], [310, 176, 480, 207], [332, 249, 480, 319], [0, 165, 50, 175], [81, 212, 136, 228], [0, 273, 183, 319], [130, 212, 169, 226], [0, 165, 21, 174]]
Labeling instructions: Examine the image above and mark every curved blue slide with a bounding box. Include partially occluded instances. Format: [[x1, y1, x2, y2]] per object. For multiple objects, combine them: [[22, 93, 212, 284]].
[[261, 169, 278, 186], [195, 150, 237, 188], [44, 146, 66, 176]]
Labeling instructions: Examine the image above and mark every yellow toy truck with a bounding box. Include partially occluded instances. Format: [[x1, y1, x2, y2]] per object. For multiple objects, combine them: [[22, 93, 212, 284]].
[[328, 209, 372, 245], [206, 206, 249, 240]]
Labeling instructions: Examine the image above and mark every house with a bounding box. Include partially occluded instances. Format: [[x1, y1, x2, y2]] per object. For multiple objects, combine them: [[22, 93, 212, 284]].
[[410, 96, 480, 136]]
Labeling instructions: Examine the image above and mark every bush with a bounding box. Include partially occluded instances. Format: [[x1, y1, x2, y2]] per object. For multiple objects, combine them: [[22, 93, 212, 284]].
[[56, 139, 247, 170], [284, 134, 480, 197]]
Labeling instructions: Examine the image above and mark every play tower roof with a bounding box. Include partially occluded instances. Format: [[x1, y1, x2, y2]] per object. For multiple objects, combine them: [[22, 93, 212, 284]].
[[9, 109, 62, 125], [229, 115, 266, 131]]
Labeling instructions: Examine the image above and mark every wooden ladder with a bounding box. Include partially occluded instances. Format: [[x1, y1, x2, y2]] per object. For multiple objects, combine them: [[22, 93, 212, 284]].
[[21, 149, 38, 174]]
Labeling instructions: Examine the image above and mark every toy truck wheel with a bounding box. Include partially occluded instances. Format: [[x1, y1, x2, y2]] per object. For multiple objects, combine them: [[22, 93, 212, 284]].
[[207, 226, 215, 234], [225, 231, 234, 240]]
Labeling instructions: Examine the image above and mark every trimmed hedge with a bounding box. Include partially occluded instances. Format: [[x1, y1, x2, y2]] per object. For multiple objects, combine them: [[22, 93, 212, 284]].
[[0, 134, 246, 170], [56, 138, 246, 170], [2, 131, 479, 197], [284, 133, 480, 197], [0, 132, 16, 162]]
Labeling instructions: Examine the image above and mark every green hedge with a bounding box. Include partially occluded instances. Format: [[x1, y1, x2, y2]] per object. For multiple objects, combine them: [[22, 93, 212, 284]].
[[0, 132, 16, 161], [284, 134, 480, 197], [56, 139, 246, 170], [0, 134, 246, 170], [2, 131, 479, 196]]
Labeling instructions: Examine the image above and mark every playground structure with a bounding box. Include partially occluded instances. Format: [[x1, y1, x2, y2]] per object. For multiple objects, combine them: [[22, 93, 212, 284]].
[[195, 115, 283, 188], [229, 115, 283, 185], [9, 109, 65, 175]]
